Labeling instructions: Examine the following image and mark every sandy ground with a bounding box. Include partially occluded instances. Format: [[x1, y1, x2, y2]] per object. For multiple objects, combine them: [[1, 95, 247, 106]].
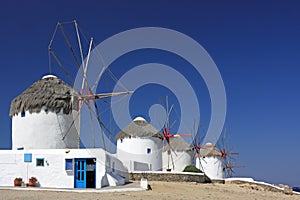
[[0, 181, 299, 200]]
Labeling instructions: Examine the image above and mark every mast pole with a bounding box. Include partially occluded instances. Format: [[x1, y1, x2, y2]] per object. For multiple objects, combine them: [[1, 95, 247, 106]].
[[74, 20, 87, 91], [74, 20, 85, 148], [84, 37, 94, 86]]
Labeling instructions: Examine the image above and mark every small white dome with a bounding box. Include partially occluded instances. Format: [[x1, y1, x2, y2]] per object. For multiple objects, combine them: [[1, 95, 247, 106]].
[[42, 74, 57, 79], [133, 116, 146, 122]]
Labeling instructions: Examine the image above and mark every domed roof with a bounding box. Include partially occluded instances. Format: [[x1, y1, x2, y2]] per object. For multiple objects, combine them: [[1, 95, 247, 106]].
[[115, 116, 163, 140], [133, 116, 146, 122], [9, 75, 78, 117]]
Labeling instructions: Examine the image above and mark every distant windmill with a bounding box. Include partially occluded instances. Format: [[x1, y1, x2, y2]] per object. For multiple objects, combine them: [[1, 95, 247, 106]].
[[189, 121, 207, 170], [217, 129, 244, 177], [160, 96, 192, 171]]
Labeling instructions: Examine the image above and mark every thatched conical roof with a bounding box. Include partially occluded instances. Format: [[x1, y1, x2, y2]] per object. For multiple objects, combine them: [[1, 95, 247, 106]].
[[10, 75, 78, 117], [163, 136, 192, 152], [196, 143, 222, 157], [115, 117, 163, 140]]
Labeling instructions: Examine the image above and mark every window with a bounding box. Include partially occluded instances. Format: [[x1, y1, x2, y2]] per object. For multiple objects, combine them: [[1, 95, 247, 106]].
[[21, 112, 25, 117], [24, 153, 32, 162], [147, 148, 151, 154], [65, 159, 73, 171], [112, 162, 115, 173], [36, 158, 44, 167]]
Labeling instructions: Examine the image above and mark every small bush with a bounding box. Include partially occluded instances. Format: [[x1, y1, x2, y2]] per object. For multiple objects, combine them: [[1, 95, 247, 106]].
[[183, 165, 203, 173], [182, 165, 211, 183], [204, 175, 212, 183]]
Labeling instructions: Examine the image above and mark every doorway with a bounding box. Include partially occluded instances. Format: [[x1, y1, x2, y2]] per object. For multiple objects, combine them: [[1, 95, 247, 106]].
[[74, 158, 96, 188]]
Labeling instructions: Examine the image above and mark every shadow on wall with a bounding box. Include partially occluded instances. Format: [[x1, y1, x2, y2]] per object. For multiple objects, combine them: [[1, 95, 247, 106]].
[[101, 174, 108, 187], [134, 161, 150, 171]]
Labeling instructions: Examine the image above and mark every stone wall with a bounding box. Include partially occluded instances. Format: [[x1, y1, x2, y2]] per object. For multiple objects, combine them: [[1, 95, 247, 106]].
[[129, 171, 205, 183]]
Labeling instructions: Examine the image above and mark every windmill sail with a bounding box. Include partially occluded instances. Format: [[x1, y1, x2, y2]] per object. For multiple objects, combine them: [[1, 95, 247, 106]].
[[48, 20, 133, 151]]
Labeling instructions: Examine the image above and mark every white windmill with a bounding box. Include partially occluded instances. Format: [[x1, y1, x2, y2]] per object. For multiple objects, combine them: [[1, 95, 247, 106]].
[[115, 116, 163, 172], [46, 20, 133, 151]]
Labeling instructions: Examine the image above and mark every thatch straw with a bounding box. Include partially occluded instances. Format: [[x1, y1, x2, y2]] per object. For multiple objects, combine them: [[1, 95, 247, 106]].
[[9, 76, 78, 117], [196, 143, 222, 157], [115, 119, 163, 141], [163, 136, 192, 152]]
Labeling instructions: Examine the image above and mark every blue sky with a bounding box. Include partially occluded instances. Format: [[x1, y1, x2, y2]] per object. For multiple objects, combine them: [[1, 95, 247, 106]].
[[0, 1, 300, 186]]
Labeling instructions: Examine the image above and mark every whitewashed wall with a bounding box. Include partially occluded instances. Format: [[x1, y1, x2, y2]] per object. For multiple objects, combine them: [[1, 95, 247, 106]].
[[0, 149, 127, 188], [195, 156, 225, 180], [162, 150, 193, 172], [12, 108, 79, 150], [116, 137, 162, 172], [108, 154, 129, 181]]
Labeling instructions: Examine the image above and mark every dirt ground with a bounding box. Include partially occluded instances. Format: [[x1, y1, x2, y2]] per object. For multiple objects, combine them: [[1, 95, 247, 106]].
[[0, 181, 299, 200]]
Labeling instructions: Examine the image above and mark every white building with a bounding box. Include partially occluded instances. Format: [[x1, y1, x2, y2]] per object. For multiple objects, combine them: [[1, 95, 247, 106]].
[[116, 117, 163, 172], [0, 75, 128, 188], [195, 143, 225, 180], [162, 136, 193, 172], [0, 149, 127, 188], [10, 75, 79, 150]]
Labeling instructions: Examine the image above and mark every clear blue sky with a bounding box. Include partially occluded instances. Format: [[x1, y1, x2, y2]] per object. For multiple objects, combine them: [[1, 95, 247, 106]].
[[0, 0, 300, 187]]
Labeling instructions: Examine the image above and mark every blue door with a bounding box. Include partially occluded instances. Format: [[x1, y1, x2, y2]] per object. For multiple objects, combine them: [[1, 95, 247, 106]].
[[75, 159, 86, 188]]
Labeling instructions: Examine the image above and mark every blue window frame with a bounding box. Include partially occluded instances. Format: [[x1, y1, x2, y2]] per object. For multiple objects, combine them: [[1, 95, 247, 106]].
[[24, 153, 32, 162], [147, 148, 151, 154], [36, 158, 44, 167], [65, 159, 73, 171]]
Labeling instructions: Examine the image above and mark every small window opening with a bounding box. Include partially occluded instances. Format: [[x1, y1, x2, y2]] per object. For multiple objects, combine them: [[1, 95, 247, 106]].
[[36, 158, 44, 167], [147, 148, 151, 154], [65, 159, 73, 171], [21, 112, 25, 117]]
